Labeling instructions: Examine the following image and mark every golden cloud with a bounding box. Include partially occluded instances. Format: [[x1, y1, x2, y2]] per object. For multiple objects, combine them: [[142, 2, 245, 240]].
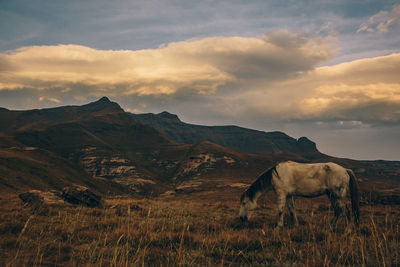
[[0, 32, 334, 97], [1, 32, 398, 124], [273, 53, 400, 122]]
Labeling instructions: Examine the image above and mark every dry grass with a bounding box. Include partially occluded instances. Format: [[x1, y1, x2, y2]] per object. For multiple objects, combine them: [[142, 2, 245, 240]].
[[0, 193, 399, 266]]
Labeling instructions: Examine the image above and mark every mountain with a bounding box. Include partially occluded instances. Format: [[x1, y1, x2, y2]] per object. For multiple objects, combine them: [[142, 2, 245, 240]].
[[1, 97, 399, 199], [131, 111, 320, 157], [131, 111, 400, 197], [0, 97, 275, 194], [0, 97, 177, 194]]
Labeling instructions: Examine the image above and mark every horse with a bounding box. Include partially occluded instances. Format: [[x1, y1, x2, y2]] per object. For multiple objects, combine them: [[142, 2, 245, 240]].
[[239, 161, 360, 227]]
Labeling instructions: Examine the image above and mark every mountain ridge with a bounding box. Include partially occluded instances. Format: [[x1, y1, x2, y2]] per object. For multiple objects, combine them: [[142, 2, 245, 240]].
[[0, 97, 125, 132], [131, 111, 320, 157], [1, 97, 399, 197]]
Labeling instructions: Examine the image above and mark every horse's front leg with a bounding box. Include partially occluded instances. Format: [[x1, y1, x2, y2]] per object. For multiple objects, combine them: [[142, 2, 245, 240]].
[[276, 193, 287, 228], [329, 194, 345, 226], [287, 196, 299, 226]]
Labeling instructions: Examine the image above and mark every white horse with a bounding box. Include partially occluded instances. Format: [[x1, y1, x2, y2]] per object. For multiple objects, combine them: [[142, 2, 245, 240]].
[[239, 161, 360, 227]]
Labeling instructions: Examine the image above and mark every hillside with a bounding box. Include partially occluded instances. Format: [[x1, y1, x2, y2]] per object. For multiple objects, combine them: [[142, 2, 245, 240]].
[[0, 97, 172, 193], [0, 146, 129, 195], [0, 98, 274, 194], [131, 111, 320, 158], [1, 97, 399, 199]]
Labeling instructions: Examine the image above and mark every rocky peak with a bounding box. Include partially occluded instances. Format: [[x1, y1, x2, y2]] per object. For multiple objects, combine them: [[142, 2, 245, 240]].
[[98, 96, 111, 102], [84, 97, 124, 113], [157, 111, 181, 122], [297, 137, 318, 153]]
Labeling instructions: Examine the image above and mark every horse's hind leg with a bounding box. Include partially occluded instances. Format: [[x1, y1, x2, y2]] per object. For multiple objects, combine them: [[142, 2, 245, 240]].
[[345, 204, 351, 222], [276, 193, 287, 228], [287, 196, 298, 226]]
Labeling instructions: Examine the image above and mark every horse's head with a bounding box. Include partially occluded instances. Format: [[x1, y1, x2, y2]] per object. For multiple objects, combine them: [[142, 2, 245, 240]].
[[239, 191, 256, 222]]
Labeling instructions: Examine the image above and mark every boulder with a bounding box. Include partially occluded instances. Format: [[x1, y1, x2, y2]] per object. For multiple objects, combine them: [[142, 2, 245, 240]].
[[19, 190, 64, 207], [61, 184, 104, 207]]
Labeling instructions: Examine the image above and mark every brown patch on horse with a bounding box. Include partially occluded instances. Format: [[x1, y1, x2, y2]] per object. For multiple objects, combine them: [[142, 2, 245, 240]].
[[324, 165, 331, 172]]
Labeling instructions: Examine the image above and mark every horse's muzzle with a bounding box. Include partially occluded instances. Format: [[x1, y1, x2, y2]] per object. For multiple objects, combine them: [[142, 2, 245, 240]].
[[240, 216, 248, 222]]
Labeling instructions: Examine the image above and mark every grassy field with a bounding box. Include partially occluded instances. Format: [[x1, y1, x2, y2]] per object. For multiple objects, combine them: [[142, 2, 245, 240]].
[[1, 192, 399, 266]]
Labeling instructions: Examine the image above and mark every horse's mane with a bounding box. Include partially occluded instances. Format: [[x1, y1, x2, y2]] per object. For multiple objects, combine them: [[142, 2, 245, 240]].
[[242, 165, 277, 202]]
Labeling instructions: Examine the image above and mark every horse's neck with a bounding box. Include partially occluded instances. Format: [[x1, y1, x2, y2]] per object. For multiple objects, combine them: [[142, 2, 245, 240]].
[[247, 181, 266, 203], [247, 168, 274, 202]]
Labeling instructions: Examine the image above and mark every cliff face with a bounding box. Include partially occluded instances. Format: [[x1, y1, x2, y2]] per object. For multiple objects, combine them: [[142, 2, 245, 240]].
[[131, 112, 321, 157]]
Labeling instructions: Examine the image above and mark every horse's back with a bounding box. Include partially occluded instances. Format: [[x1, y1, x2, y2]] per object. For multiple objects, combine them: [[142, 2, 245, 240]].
[[273, 161, 349, 196], [277, 161, 347, 178]]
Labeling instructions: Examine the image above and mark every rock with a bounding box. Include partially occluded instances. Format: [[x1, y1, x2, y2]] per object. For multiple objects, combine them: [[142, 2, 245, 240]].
[[61, 184, 104, 207], [19, 187, 106, 208], [19, 190, 64, 207]]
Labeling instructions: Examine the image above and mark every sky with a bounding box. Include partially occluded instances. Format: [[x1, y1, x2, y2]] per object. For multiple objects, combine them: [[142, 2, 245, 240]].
[[0, 0, 400, 160]]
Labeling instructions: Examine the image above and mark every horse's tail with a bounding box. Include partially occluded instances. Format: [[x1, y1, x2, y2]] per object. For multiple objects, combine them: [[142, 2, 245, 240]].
[[347, 169, 360, 226]]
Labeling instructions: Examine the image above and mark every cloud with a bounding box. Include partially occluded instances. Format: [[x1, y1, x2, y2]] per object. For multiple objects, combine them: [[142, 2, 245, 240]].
[[139, 52, 400, 128], [1, 32, 399, 127], [357, 5, 400, 33], [39, 96, 61, 103], [244, 53, 400, 124], [0, 31, 334, 96], [300, 54, 400, 122]]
